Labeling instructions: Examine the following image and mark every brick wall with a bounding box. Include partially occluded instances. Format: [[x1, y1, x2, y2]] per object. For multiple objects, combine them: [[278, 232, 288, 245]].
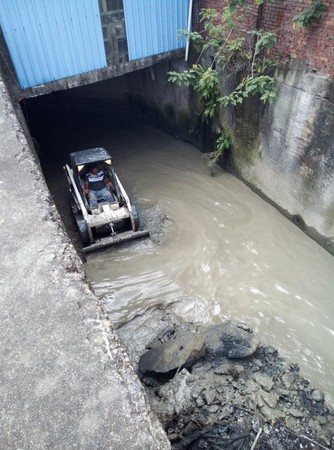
[[196, 0, 334, 78]]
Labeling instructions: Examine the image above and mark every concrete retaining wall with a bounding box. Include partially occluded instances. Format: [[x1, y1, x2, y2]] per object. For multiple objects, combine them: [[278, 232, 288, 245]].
[[222, 60, 334, 254]]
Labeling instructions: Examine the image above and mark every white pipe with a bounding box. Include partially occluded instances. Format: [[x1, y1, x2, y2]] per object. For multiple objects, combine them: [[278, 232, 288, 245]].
[[185, 0, 193, 62]]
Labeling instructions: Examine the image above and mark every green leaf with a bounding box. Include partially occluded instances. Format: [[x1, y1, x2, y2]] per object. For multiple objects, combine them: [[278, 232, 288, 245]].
[[293, 0, 328, 28]]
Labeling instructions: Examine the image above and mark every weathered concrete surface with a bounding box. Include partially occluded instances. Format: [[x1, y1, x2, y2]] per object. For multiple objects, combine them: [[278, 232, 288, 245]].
[[223, 60, 334, 254], [125, 58, 210, 148], [18, 49, 184, 100], [0, 75, 170, 448]]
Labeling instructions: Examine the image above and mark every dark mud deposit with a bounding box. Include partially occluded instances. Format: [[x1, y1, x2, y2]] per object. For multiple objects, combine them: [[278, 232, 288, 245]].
[[118, 314, 334, 450]]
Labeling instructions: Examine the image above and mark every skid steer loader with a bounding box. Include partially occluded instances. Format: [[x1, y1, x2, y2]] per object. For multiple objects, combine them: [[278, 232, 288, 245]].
[[64, 147, 149, 254]]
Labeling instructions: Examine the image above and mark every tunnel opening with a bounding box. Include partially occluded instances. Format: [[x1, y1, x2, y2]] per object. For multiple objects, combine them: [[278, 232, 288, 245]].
[[19, 59, 217, 256], [20, 73, 168, 251]]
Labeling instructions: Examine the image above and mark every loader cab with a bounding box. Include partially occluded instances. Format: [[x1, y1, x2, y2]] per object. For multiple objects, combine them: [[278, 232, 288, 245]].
[[69, 147, 116, 208], [70, 147, 113, 181]]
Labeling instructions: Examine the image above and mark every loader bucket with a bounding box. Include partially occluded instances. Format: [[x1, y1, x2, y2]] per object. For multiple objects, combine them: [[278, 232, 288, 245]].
[[82, 230, 149, 254]]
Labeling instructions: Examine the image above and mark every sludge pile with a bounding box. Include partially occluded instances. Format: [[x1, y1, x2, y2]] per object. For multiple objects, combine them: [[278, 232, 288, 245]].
[[137, 321, 334, 450]]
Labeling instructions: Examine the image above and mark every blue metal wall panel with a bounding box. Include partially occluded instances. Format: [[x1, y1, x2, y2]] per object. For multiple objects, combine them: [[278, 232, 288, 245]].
[[0, 0, 107, 88], [123, 0, 189, 61]]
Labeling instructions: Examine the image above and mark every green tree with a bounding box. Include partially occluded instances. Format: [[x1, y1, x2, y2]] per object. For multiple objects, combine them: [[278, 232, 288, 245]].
[[168, 1, 278, 172]]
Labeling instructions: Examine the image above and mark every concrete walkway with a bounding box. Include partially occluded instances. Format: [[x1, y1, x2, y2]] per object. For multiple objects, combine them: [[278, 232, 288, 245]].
[[0, 74, 170, 449]]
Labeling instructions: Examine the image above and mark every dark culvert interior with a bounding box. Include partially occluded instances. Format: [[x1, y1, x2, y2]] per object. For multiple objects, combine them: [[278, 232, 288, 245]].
[[21, 73, 334, 450], [22, 74, 155, 251]]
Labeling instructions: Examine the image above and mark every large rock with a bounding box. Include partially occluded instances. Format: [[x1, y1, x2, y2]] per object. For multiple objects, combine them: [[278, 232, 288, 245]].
[[205, 321, 260, 359], [139, 331, 206, 374]]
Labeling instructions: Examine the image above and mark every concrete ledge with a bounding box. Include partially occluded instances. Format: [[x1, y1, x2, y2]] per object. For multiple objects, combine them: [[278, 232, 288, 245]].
[[0, 72, 170, 449], [21, 49, 185, 99]]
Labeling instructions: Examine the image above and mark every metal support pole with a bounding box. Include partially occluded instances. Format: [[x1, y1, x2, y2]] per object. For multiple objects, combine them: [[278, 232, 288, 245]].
[[185, 0, 193, 62]]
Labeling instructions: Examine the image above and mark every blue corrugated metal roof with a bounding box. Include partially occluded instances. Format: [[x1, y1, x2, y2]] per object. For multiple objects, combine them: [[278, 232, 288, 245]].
[[123, 0, 189, 61], [0, 0, 107, 89]]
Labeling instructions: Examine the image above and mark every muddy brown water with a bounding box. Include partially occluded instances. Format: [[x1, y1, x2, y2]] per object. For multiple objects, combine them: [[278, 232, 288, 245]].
[[32, 101, 334, 407]]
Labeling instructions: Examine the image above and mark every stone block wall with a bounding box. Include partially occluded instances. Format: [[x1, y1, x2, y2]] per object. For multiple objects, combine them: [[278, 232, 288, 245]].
[[262, 0, 333, 78], [196, 0, 334, 77]]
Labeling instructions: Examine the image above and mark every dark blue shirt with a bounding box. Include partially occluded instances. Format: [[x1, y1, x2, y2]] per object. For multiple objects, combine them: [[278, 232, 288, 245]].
[[84, 170, 107, 191]]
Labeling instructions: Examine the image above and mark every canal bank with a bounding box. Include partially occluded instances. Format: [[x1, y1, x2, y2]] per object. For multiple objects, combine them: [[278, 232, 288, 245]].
[[0, 74, 170, 448]]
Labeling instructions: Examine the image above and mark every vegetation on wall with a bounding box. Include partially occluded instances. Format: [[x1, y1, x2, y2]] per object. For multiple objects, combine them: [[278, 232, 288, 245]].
[[202, 130, 232, 176], [293, 0, 328, 29], [167, 0, 278, 173]]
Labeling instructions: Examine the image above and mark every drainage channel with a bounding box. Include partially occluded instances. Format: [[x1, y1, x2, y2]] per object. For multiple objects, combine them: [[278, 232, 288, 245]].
[[24, 94, 334, 449]]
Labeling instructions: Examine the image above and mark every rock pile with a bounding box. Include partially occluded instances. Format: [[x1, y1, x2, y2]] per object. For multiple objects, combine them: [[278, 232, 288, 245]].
[[137, 321, 334, 450]]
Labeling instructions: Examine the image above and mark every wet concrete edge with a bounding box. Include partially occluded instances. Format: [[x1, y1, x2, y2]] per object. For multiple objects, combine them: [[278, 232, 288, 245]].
[[225, 161, 334, 258]]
